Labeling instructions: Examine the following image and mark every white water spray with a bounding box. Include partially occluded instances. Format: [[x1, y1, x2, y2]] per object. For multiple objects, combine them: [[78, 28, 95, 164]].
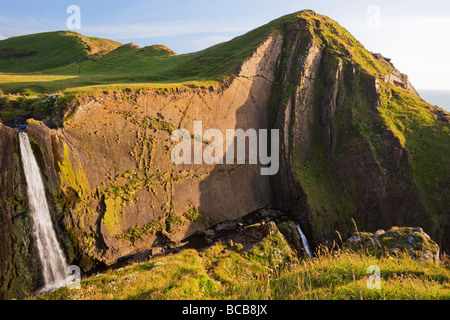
[[296, 223, 312, 257], [19, 132, 69, 292]]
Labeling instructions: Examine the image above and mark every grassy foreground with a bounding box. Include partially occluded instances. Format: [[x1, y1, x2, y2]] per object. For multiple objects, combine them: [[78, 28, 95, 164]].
[[32, 227, 450, 300]]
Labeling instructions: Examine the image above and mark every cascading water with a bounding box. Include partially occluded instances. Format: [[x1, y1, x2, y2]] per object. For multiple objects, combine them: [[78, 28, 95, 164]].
[[296, 223, 312, 257], [19, 132, 69, 292]]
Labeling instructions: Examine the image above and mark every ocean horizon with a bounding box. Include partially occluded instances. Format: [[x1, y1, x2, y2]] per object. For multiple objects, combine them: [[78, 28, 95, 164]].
[[418, 89, 450, 112]]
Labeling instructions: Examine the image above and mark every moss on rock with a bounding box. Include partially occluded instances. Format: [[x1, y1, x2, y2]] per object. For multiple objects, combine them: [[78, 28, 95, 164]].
[[345, 226, 440, 263]]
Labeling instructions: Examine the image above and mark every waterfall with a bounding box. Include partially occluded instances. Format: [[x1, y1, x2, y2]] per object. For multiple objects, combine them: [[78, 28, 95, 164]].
[[19, 132, 69, 292], [296, 223, 312, 257]]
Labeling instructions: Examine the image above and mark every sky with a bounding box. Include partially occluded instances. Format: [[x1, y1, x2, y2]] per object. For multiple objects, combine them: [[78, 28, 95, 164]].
[[1, 0, 449, 90]]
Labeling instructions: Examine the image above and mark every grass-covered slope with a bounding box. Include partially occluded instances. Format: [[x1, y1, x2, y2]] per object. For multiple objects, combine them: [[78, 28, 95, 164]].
[[32, 224, 450, 300], [0, 13, 298, 125], [0, 13, 294, 97], [0, 31, 122, 73], [379, 87, 450, 226]]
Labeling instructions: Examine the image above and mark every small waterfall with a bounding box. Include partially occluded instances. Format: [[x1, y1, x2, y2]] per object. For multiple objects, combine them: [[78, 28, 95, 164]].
[[296, 223, 312, 257], [19, 132, 69, 292]]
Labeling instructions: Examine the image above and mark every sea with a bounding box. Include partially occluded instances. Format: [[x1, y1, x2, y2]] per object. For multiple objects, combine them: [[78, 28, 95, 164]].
[[417, 89, 450, 112]]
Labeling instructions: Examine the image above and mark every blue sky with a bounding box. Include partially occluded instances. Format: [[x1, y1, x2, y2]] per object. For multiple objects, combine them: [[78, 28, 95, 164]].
[[1, 0, 449, 90]]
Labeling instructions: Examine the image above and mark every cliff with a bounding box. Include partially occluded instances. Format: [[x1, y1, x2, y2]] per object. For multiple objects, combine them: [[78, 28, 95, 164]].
[[267, 12, 450, 252], [0, 10, 449, 298]]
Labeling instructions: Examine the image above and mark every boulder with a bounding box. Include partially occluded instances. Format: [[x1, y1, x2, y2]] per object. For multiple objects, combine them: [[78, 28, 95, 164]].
[[277, 221, 306, 255], [345, 226, 440, 263]]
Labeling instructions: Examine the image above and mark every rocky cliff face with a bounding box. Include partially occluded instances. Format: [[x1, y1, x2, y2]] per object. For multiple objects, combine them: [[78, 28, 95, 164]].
[[0, 10, 448, 298], [267, 11, 449, 253], [0, 124, 41, 299], [21, 34, 284, 268]]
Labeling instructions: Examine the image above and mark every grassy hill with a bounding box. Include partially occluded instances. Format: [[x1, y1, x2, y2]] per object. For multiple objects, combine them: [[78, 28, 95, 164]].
[[0, 31, 122, 73], [0, 13, 295, 97], [0, 11, 415, 98]]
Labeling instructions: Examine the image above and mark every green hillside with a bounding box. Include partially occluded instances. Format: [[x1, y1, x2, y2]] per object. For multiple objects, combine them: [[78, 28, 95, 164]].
[[0, 31, 122, 73], [0, 13, 295, 96]]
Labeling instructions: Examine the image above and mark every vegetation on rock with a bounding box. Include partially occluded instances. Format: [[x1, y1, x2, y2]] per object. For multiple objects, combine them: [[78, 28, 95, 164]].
[[345, 226, 440, 263]]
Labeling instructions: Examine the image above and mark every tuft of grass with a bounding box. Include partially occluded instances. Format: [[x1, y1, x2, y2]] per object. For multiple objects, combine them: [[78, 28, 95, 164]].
[[183, 207, 206, 223]]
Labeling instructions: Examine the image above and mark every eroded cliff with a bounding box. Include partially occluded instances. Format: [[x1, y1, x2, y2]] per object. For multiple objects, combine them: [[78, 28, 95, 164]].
[[22, 34, 283, 268], [268, 11, 449, 252]]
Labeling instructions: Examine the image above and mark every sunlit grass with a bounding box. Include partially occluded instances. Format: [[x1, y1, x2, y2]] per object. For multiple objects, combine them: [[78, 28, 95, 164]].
[[0, 73, 219, 103], [62, 80, 220, 96], [32, 231, 450, 300], [0, 74, 79, 83]]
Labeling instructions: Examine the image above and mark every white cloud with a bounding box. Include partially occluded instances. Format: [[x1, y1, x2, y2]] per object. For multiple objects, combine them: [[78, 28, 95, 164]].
[[0, 35, 6, 40]]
